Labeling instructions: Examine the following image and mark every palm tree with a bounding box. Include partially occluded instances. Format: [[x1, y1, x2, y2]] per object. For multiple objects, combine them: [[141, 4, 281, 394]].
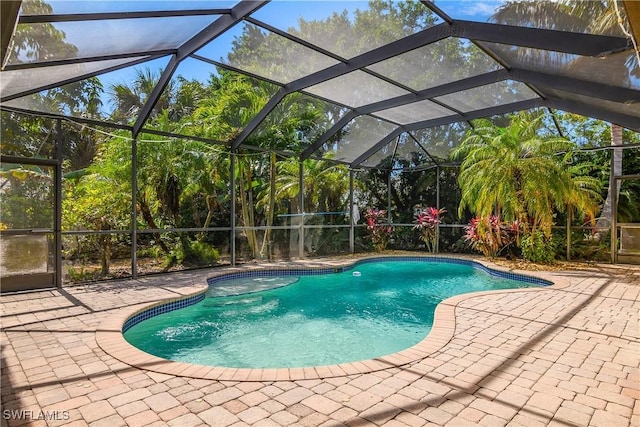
[[452, 111, 599, 237], [109, 67, 174, 124], [190, 71, 337, 259], [250, 92, 329, 258], [108, 71, 227, 263], [136, 112, 224, 264], [273, 157, 350, 215], [271, 156, 350, 256], [188, 72, 277, 258]]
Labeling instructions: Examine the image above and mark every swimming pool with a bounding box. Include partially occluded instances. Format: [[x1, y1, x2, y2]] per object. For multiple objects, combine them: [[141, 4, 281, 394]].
[[123, 257, 550, 369]]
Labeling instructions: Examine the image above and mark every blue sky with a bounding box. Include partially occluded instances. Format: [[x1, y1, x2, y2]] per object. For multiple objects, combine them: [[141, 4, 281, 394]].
[[60, 1, 377, 112], [435, 0, 505, 20], [34, 0, 502, 113]]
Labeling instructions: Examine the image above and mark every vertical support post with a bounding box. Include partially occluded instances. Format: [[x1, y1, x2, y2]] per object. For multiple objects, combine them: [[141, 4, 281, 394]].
[[388, 135, 400, 226], [611, 176, 618, 264], [230, 151, 236, 266], [436, 165, 440, 253], [55, 120, 63, 287], [387, 172, 392, 224], [131, 137, 138, 278], [298, 158, 304, 259], [349, 169, 355, 254], [436, 166, 441, 211], [566, 205, 571, 261]]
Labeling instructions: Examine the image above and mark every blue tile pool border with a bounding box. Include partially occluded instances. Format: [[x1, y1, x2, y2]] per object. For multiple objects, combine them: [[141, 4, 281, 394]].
[[123, 256, 552, 333], [122, 292, 205, 333]]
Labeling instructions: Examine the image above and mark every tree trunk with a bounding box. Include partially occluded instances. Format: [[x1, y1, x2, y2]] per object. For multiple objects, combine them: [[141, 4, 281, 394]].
[[238, 161, 258, 258], [597, 123, 623, 228], [202, 194, 216, 230], [138, 199, 171, 254], [260, 152, 276, 259], [288, 195, 300, 259], [99, 234, 111, 275], [178, 233, 193, 263]]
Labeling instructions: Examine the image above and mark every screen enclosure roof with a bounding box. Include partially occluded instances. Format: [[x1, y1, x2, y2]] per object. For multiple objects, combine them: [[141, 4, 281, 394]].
[[1, 0, 639, 171]]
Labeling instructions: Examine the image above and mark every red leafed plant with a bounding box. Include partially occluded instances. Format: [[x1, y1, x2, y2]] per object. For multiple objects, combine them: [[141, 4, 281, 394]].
[[364, 208, 393, 252], [413, 207, 446, 252], [464, 215, 521, 258]]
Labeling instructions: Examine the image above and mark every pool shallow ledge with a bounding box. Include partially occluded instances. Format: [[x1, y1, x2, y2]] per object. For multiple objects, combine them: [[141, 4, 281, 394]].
[[96, 255, 570, 382]]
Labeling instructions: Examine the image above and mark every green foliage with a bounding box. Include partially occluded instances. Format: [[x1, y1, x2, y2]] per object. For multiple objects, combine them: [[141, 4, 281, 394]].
[[66, 266, 100, 282], [5, 0, 637, 276], [1, 111, 56, 158], [413, 207, 446, 253], [520, 230, 557, 264], [62, 135, 132, 232], [188, 72, 279, 141], [364, 208, 393, 252], [453, 111, 601, 239], [0, 166, 53, 229], [619, 179, 640, 223], [185, 241, 220, 266], [569, 229, 611, 262], [9, 0, 78, 65]]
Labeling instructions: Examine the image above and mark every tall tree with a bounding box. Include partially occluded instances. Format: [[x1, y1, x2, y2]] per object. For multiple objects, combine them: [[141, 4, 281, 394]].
[[189, 72, 278, 258], [452, 112, 600, 237], [491, 0, 636, 228], [109, 67, 174, 124], [5, 0, 78, 65]]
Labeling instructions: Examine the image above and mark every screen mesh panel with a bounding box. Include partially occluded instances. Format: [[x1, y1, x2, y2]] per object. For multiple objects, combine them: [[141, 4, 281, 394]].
[[374, 99, 456, 125], [20, 0, 236, 14], [538, 86, 640, 120], [304, 71, 410, 108], [1, 57, 150, 99], [434, 0, 628, 37], [320, 115, 398, 163], [484, 43, 640, 90], [196, 22, 340, 84], [434, 80, 538, 112], [247, 93, 348, 151], [251, 1, 442, 59], [367, 38, 501, 91], [409, 122, 472, 162], [7, 15, 218, 66]]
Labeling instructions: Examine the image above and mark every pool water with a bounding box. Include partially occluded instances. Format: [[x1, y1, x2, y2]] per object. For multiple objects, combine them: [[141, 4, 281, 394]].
[[124, 261, 539, 368]]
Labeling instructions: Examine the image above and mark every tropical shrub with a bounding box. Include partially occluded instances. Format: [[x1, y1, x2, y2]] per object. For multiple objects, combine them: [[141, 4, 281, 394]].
[[463, 216, 521, 258], [364, 208, 393, 252], [464, 216, 503, 258], [570, 228, 610, 262], [452, 112, 600, 241], [165, 239, 220, 267], [188, 241, 220, 266], [453, 112, 602, 263], [520, 230, 556, 264], [413, 207, 446, 252]]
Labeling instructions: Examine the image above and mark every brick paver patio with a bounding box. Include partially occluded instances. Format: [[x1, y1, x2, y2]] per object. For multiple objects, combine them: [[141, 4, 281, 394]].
[[1, 255, 638, 426]]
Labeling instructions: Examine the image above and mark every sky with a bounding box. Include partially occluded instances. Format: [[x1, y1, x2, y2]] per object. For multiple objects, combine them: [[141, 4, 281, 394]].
[[19, 0, 503, 114], [45, 1, 384, 112], [436, 0, 505, 19]]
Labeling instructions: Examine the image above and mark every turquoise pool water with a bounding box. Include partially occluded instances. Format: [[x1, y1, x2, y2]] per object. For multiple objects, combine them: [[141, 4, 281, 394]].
[[124, 260, 541, 368]]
